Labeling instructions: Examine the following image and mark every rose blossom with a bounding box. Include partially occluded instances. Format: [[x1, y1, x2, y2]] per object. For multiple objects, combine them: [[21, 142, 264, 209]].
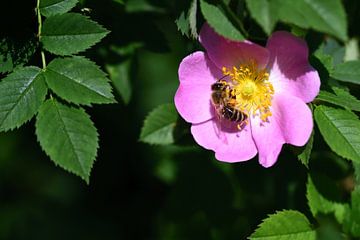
[[174, 24, 320, 167]]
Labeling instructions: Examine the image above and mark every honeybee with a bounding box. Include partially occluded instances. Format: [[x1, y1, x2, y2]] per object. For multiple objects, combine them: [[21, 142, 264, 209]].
[[211, 78, 248, 128]]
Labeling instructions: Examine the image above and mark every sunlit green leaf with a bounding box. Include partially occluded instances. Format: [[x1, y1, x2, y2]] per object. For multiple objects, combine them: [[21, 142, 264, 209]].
[[35, 99, 98, 183], [344, 38, 359, 61], [331, 60, 360, 84], [314, 106, 360, 163], [307, 175, 347, 223], [245, 0, 276, 35], [41, 13, 109, 55], [200, 0, 244, 41], [40, 0, 78, 17], [249, 210, 316, 240], [140, 103, 178, 145], [274, 0, 347, 41], [0, 67, 47, 132], [44, 56, 115, 105]]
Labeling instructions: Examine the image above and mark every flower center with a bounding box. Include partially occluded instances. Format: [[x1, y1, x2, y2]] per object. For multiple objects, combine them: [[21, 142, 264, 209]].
[[222, 61, 274, 122], [241, 80, 256, 98]]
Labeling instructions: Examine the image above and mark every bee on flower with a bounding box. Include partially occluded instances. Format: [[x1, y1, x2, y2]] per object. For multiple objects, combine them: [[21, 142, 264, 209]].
[[174, 24, 320, 167]]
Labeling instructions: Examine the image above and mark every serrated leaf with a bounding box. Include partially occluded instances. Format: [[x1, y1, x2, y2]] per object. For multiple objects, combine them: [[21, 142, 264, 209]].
[[307, 175, 347, 223], [105, 60, 132, 105], [175, 11, 190, 37], [245, 0, 276, 35], [298, 130, 314, 168], [200, 0, 244, 41], [331, 60, 360, 84], [314, 106, 360, 163], [316, 89, 360, 112], [35, 99, 98, 183], [140, 103, 178, 145], [175, 0, 198, 38], [0, 67, 47, 131], [40, 0, 78, 17], [249, 210, 316, 240], [274, 0, 347, 41], [41, 13, 109, 55], [188, 0, 198, 38], [44, 56, 115, 105]]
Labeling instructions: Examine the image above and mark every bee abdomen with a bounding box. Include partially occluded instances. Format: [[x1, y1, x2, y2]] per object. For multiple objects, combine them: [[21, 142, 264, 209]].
[[222, 106, 247, 122]]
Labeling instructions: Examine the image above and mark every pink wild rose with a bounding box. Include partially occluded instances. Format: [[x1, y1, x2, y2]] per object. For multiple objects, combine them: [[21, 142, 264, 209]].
[[174, 25, 320, 167]]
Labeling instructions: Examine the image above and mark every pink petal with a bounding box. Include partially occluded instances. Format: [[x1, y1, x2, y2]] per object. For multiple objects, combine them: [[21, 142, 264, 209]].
[[191, 118, 258, 163], [266, 31, 320, 103], [175, 51, 222, 124], [199, 24, 270, 70], [251, 93, 313, 167]]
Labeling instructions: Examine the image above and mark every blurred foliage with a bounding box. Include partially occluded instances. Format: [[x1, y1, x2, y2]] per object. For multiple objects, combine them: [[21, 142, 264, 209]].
[[0, 0, 360, 239]]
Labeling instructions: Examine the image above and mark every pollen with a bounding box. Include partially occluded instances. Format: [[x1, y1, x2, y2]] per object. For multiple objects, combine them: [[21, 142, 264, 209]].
[[222, 60, 274, 122]]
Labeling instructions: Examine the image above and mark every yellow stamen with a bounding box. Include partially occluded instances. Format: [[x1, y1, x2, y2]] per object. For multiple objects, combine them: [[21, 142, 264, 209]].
[[222, 60, 274, 122]]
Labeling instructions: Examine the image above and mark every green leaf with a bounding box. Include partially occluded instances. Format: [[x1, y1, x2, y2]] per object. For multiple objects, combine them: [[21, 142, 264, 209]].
[[343, 188, 360, 237], [274, 0, 347, 41], [175, 0, 198, 38], [245, 0, 276, 35], [0, 67, 47, 132], [331, 60, 360, 84], [41, 13, 109, 55], [105, 60, 132, 105], [175, 11, 190, 37], [314, 106, 360, 163], [249, 210, 316, 240], [316, 88, 360, 112], [44, 56, 115, 105], [40, 0, 78, 17], [322, 38, 345, 65], [314, 48, 334, 74], [200, 0, 244, 41], [307, 175, 347, 223], [188, 0, 198, 39], [140, 103, 178, 145], [344, 38, 359, 62], [35, 99, 98, 183], [298, 130, 314, 168]]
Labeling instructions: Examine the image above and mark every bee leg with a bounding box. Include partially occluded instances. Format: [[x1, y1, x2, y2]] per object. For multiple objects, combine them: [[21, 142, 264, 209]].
[[237, 119, 249, 131]]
